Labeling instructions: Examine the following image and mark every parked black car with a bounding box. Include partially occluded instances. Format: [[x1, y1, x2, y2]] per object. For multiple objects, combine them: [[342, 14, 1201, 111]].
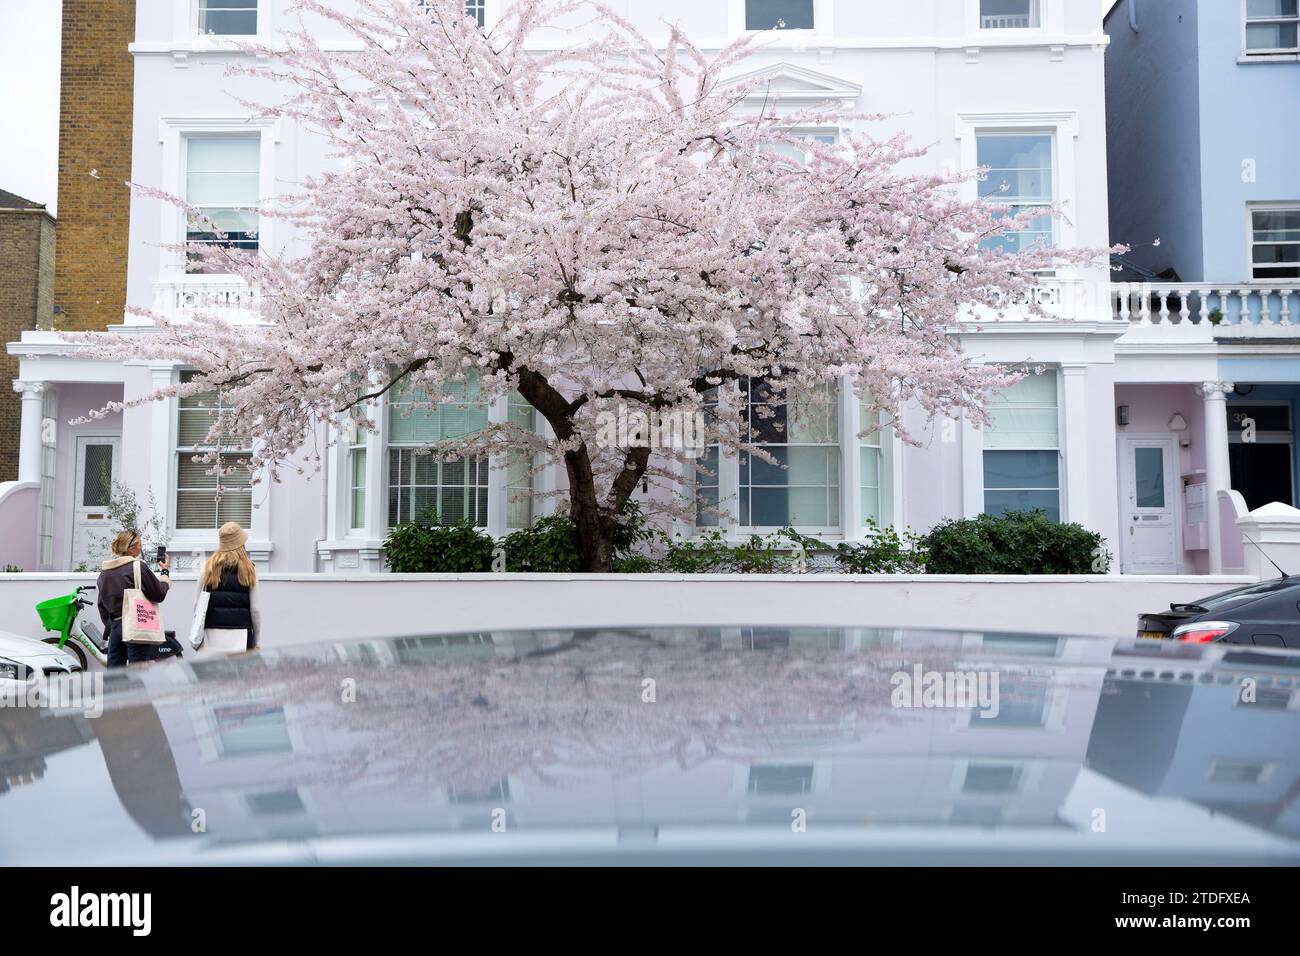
[[4, 625, 1300, 865], [1138, 577, 1300, 647]]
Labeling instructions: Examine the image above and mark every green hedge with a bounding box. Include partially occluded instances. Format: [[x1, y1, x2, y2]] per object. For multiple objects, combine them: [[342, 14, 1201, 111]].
[[384, 508, 1108, 575], [921, 510, 1108, 575]]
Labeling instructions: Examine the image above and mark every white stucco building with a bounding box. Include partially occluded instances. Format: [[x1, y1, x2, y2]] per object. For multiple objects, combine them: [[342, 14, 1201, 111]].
[[3, 0, 1295, 577]]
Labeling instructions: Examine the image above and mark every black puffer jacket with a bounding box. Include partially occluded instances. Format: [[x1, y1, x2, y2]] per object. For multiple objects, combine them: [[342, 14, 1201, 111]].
[[203, 569, 259, 645]]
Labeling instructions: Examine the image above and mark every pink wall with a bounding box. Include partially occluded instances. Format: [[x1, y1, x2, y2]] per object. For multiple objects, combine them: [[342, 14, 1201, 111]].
[[1114, 384, 1210, 572], [0, 484, 38, 571], [51, 383, 124, 571]]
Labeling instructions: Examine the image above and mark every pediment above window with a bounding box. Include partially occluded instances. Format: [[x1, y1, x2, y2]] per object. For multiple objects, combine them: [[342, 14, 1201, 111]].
[[724, 62, 862, 111]]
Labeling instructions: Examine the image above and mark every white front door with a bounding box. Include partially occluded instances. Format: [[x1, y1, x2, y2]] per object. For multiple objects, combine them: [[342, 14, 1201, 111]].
[[1120, 437, 1179, 574], [70, 436, 121, 570]]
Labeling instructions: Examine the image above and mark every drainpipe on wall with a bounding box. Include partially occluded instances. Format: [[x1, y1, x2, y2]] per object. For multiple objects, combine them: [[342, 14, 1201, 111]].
[[1128, 0, 1139, 32]]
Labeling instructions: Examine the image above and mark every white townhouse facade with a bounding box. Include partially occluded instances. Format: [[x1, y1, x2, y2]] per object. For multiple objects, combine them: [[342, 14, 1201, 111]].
[[4, 0, 1281, 578]]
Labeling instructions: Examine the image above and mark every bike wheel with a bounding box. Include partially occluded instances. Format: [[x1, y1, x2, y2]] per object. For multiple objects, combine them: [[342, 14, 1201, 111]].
[[44, 636, 87, 671]]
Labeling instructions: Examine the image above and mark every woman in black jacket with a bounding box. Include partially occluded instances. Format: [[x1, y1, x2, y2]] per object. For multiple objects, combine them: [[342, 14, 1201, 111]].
[[196, 522, 261, 653], [97, 530, 171, 667]]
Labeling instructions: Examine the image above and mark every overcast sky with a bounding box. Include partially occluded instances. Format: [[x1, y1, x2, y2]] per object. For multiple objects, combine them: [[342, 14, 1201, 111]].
[[0, 0, 61, 213], [0, 0, 1120, 219]]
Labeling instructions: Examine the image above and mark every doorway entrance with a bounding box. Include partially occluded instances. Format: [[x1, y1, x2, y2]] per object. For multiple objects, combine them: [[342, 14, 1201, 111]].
[[1228, 401, 1294, 510], [70, 435, 120, 570], [1119, 436, 1180, 574]]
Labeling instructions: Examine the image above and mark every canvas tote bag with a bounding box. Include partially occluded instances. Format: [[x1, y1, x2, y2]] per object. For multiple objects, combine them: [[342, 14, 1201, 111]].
[[189, 590, 211, 650], [122, 559, 166, 644]]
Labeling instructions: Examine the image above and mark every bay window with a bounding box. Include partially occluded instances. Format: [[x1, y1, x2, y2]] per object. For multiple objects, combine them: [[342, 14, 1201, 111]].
[[977, 132, 1054, 255], [860, 402, 884, 526], [198, 0, 257, 36], [982, 370, 1061, 522], [506, 391, 535, 529], [1245, 0, 1299, 55], [739, 381, 839, 530], [185, 137, 260, 272], [348, 438, 367, 532], [386, 379, 489, 527], [176, 371, 253, 530], [694, 386, 722, 528]]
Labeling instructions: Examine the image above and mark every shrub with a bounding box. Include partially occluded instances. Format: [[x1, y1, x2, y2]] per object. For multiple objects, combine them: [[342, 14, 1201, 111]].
[[652, 528, 813, 574], [501, 514, 583, 572], [382, 513, 495, 572], [385, 500, 651, 572], [921, 510, 1108, 575], [834, 520, 928, 573]]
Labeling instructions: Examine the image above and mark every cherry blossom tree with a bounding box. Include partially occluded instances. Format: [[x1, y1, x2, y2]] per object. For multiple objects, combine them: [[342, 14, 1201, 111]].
[[75, 0, 1110, 571]]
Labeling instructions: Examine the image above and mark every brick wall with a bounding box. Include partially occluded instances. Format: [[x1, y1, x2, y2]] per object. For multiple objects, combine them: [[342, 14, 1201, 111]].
[[0, 209, 55, 480], [52, 0, 136, 334]]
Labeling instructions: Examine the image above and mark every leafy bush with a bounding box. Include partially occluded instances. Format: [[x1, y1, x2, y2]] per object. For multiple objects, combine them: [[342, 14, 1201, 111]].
[[382, 513, 495, 572], [385, 500, 652, 572], [834, 520, 928, 573], [651, 528, 814, 574], [921, 510, 1108, 575], [501, 514, 583, 572], [90, 482, 170, 560]]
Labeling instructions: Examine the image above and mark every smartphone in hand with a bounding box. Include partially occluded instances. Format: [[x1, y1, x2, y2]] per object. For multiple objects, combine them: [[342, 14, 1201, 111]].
[[156, 545, 167, 564]]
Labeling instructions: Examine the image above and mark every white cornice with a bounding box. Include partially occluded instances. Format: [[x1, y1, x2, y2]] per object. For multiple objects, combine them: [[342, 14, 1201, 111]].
[[129, 34, 1110, 57]]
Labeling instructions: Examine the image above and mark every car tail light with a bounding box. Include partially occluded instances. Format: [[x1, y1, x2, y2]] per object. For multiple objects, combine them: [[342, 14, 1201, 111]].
[[1171, 621, 1239, 644]]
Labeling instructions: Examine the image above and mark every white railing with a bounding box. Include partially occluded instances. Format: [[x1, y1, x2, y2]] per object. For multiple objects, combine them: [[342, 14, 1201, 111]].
[[150, 279, 262, 324], [1111, 282, 1299, 335], [980, 14, 1033, 29]]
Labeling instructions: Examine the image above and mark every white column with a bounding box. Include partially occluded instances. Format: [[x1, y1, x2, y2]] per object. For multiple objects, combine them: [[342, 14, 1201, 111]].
[[147, 365, 176, 540], [486, 395, 508, 538], [13, 381, 45, 484], [718, 382, 741, 538], [838, 377, 862, 540], [960, 409, 984, 519], [1060, 365, 1089, 529], [1201, 381, 1234, 574]]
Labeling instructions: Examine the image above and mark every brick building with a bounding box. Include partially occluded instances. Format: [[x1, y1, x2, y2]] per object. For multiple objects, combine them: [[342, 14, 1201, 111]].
[[52, 0, 136, 335], [0, 190, 55, 481]]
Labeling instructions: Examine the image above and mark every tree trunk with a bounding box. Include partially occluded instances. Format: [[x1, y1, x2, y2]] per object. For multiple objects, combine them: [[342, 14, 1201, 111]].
[[510, 363, 651, 572], [564, 445, 618, 572]]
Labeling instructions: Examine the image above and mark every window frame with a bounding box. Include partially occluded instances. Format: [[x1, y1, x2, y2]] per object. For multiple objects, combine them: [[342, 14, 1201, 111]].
[[383, 378, 492, 529], [742, 0, 817, 33], [182, 134, 262, 272], [980, 369, 1064, 523], [974, 129, 1057, 256], [194, 0, 259, 38], [976, 0, 1043, 31], [1248, 203, 1300, 281], [955, 112, 1078, 261], [737, 379, 842, 534], [1241, 0, 1300, 57], [158, 118, 279, 284], [173, 370, 256, 534]]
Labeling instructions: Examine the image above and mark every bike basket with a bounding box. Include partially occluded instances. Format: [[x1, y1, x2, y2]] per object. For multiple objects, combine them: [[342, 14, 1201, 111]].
[[36, 593, 78, 633]]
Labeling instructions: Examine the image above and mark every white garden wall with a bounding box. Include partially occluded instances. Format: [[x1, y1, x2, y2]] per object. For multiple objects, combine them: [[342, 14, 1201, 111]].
[[0, 573, 1256, 651]]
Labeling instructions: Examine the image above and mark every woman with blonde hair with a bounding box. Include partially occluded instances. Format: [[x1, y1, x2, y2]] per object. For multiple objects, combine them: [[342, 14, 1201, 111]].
[[196, 522, 261, 653]]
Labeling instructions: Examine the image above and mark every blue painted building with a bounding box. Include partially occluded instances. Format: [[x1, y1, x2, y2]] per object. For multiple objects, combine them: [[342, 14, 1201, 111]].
[[1107, 0, 1300, 284], [1106, 0, 1300, 574]]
